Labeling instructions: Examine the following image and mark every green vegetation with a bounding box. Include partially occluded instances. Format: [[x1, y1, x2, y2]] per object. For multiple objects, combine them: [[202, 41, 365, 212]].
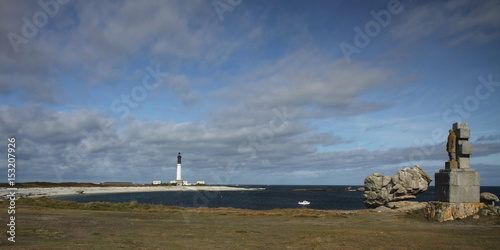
[[1, 198, 498, 249], [0, 182, 138, 188], [0, 182, 100, 188], [157, 182, 177, 186], [1, 197, 185, 212]]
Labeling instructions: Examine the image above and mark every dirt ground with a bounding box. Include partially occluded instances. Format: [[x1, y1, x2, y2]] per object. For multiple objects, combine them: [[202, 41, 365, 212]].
[[1, 201, 499, 249]]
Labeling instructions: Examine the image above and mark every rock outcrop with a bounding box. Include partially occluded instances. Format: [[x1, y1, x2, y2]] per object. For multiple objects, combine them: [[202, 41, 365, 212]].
[[480, 192, 499, 206], [421, 202, 485, 222], [363, 165, 433, 208], [386, 201, 428, 212]]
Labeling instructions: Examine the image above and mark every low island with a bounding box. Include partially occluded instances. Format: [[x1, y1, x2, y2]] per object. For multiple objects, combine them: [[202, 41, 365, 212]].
[[0, 182, 257, 200]]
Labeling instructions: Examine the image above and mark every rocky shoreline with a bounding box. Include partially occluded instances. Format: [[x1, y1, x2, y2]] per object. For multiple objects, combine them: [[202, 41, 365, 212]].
[[0, 186, 257, 200]]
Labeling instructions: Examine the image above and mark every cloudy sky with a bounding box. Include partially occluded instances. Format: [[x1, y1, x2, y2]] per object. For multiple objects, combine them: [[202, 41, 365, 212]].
[[1, 0, 499, 185]]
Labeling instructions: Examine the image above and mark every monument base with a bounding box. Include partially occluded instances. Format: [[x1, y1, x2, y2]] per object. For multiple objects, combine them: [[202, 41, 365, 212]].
[[444, 161, 458, 169], [176, 180, 184, 186], [435, 169, 480, 203], [420, 201, 485, 222]]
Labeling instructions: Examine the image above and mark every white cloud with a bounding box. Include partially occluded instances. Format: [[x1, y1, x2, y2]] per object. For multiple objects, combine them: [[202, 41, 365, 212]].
[[391, 1, 500, 45], [162, 74, 198, 106], [0, 0, 228, 102], [2, 105, 499, 184], [211, 50, 395, 121], [1, 1, 499, 186]]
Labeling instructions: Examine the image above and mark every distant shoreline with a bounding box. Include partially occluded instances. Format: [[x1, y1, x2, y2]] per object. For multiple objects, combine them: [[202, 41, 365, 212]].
[[0, 186, 258, 200]]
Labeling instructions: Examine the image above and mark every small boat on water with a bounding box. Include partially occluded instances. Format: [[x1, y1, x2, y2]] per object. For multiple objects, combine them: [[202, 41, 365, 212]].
[[298, 200, 310, 205]]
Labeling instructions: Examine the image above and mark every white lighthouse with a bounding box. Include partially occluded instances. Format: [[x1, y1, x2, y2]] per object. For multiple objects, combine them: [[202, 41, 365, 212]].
[[176, 152, 183, 186]]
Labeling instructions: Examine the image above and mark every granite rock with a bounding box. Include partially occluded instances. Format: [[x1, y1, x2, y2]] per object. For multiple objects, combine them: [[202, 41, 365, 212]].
[[373, 206, 394, 212], [421, 201, 485, 222], [386, 201, 428, 211], [480, 192, 499, 206], [363, 166, 432, 208]]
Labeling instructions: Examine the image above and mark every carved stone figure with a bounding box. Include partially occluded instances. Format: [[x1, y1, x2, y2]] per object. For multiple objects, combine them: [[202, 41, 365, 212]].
[[446, 129, 457, 162], [435, 122, 479, 203]]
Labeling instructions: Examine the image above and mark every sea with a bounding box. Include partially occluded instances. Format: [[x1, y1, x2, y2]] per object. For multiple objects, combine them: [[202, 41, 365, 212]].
[[54, 185, 500, 210]]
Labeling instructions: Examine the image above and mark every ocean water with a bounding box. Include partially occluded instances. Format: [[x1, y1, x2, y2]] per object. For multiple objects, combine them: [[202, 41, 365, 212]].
[[54, 185, 500, 210]]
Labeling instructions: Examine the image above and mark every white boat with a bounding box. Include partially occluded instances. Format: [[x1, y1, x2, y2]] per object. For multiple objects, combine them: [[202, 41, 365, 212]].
[[298, 200, 310, 205]]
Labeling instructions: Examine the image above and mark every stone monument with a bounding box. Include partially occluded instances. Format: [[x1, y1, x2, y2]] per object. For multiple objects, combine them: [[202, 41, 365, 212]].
[[435, 122, 480, 202]]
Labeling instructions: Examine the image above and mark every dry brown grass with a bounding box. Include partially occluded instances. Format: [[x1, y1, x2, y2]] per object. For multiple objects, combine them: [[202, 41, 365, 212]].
[[1, 198, 499, 249]]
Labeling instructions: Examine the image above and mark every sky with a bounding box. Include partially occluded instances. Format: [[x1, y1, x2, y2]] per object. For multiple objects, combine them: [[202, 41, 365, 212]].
[[1, 0, 499, 186]]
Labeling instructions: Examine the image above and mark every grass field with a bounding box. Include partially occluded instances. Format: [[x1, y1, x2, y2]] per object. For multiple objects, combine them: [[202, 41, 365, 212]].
[[1, 198, 499, 249]]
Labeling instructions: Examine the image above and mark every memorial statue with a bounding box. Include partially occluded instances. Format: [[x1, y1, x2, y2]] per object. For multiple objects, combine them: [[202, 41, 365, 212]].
[[446, 129, 457, 162], [436, 122, 479, 203]]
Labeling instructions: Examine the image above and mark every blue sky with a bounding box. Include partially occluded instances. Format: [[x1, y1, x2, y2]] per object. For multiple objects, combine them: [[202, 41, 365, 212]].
[[1, 0, 499, 185]]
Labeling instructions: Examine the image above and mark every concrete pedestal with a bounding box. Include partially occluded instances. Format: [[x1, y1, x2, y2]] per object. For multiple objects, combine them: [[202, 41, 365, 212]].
[[435, 169, 480, 203]]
